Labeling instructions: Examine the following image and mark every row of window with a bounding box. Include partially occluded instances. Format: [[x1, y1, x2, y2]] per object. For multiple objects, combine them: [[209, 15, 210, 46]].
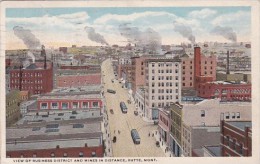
[[182, 82, 193, 87], [151, 76, 179, 81], [11, 80, 43, 84], [40, 102, 100, 109], [152, 82, 179, 87], [151, 89, 179, 94], [12, 85, 43, 90], [7, 151, 96, 158], [224, 136, 243, 155], [159, 115, 169, 126], [151, 100, 178, 108], [151, 63, 179, 67], [152, 95, 178, 100], [11, 73, 43, 77]]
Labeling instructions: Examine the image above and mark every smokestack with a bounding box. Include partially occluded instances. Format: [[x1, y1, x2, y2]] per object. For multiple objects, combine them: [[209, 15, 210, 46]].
[[19, 64, 23, 91], [226, 50, 230, 74], [41, 45, 47, 69], [194, 46, 201, 89]]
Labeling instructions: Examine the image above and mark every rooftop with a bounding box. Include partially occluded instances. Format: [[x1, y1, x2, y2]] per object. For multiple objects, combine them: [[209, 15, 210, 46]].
[[226, 121, 252, 131], [16, 109, 102, 125], [204, 145, 221, 157]]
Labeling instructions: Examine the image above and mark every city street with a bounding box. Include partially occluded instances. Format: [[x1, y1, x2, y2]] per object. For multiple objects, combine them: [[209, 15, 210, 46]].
[[101, 59, 165, 157]]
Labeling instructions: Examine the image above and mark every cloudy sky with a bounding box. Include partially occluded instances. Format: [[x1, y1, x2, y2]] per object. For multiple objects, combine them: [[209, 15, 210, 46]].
[[6, 7, 250, 49]]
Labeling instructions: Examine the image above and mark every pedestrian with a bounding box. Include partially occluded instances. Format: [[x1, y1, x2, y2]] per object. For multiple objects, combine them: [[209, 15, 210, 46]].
[[114, 130, 115, 134], [148, 132, 150, 137], [118, 130, 120, 134], [152, 133, 154, 137]]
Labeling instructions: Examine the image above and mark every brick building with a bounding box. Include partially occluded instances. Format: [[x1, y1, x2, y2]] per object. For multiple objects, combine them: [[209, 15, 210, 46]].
[[197, 81, 251, 101], [36, 86, 102, 111], [220, 120, 252, 156], [9, 61, 53, 95], [56, 74, 101, 88], [6, 109, 104, 158], [158, 107, 171, 149], [131, 56, 149, 94], [193, 46, 217, 89]]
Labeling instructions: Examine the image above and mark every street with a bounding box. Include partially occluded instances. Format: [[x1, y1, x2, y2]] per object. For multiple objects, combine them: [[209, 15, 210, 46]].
[[101, 59, 165, 157]]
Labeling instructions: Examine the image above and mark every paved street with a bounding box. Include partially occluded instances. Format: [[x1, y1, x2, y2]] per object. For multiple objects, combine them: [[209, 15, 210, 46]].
[[101, 59, 165, 157]]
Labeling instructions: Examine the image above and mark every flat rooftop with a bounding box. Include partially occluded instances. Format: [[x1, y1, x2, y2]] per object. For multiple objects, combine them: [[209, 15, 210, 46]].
[[204, 145, 221, 157], [6, 109, 103, 151], [226, 121, 252, 131], [16, 109, 102, 125]]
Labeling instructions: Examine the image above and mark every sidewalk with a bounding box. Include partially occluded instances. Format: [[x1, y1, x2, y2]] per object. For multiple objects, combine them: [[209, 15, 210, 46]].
[[152, 130, 174, 157]]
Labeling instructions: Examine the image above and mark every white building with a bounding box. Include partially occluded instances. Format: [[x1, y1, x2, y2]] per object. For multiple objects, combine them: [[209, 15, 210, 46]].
[[135, 87, 145, 116], [181, 99, 251, 157], [144, 58, 182, 121]]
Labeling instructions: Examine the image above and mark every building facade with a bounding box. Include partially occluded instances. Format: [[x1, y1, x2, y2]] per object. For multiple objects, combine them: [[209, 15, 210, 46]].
[[220, 120, 252, 156], [6, 90, 21, 127], [158, 107, 171, 147], [144, 58, 182, 121], [169, 102, 182, 157], [9, 62, 53, 95]]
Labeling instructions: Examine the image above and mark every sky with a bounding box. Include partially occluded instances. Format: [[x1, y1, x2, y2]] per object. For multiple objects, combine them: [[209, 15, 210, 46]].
[[5, 7, 251, 50]]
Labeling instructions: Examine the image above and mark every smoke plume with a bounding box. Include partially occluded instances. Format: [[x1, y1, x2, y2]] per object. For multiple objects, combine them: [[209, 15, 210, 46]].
[[173, 22, 195, 44], [211, 26, 237, 42], [119, 23, 162, 54], [84, 26, 109, 45], [13, 26, 41, 49]]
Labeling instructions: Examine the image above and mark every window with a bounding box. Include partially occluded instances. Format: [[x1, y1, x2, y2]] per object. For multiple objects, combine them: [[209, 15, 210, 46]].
[[183, 83, 185, 87], [51, 152, 55, 157], [152, 89, 155, 93], [79, 152, 84, 157], [33, 153, 37, 158], [236, 112, 240, 119], [82, 102, 89, 108], [63, 153, 68, 157], [225, 112, 230, 119], [152, 70, 155, 73], [73, 102, 79, 109], [152, 96, 155, 100], [231, 112, 235, 119], [51, 102, 58, 109], [201, 110, 205, 117], [93, 102, 99, 108], [152, 63, 155, 67], [62, 103, 68, 109], [152, 76, 155, 80], [152, 83, 155, 87], [91, 151, 96, 157], [41, 103, 48, 109]]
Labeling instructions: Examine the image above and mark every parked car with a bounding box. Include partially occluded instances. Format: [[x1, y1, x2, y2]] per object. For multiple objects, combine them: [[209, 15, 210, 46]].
[[156, 141, 160, 147], [110, 109, 114, 114], [107, 89, 116, 94], [134, 111, 138, 116]]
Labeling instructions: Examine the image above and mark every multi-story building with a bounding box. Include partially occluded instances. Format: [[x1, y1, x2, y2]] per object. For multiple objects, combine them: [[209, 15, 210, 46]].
[[37, 86, 102, 111], [9, 61, 53, 95], [193, 46, 217, 89], [6, 90, 21, 127], [162, 99, 251, 157], [131, 56, 149, 94], [220, 120, 252, 156], [6, 109, 104, 158], [135, 87, 145, 117], [158, 107, 171, 149], [197, 81, 251, 101], [181, 55, 194, 89], [169, 102, 182, 157], [144, 58, 182, 121]]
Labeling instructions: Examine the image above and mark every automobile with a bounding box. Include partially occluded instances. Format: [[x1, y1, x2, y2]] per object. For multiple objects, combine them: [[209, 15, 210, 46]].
[[110, 109, 114, 114], [113, 136, 117, 143], [107, 89, 116, 94], [156, 141, 160, 147], [134, 111, 138, 116]]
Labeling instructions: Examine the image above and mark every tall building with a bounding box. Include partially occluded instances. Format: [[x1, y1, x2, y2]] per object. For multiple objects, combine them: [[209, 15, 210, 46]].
[[6, 90, 21, 127], [131, 56, 148, 94], [220, 120, 252, 156], [144, 58, 182, 121], [9, 62, 53, 95]]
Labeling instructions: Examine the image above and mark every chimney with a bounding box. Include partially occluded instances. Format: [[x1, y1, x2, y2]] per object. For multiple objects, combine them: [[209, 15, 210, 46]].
[[226, 50, 230, 74], [194, 46, 201, 88], [41, 45, 47, 69], [19, 63, 23, 91]]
